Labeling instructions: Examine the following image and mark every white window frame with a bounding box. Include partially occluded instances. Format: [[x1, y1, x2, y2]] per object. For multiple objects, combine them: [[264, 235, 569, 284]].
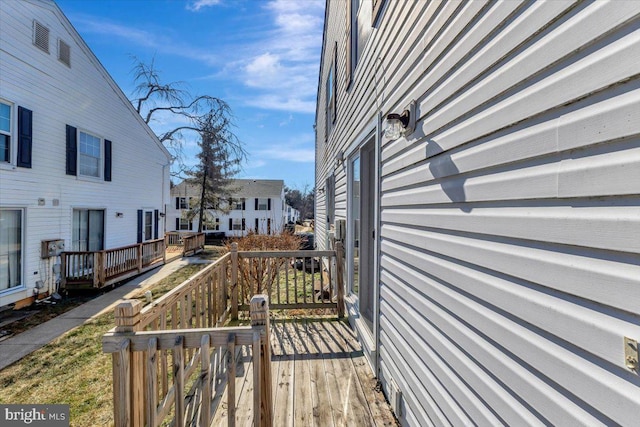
[[178, 218, 191, 231], [143, 210, 153, 241], [232, 218, 243, 230], [257, 198, 269, 211], [203, 217, 220, 231], [178, 197, 189, 210], [0, 208, 24, 293], [0, 99, 14, 167], [78, 129, 103, 179], [233, 198, 245, 210]]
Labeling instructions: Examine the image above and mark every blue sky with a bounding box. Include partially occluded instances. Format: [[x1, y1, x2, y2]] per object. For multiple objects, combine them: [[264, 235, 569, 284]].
[[55, 0, 325, 190]]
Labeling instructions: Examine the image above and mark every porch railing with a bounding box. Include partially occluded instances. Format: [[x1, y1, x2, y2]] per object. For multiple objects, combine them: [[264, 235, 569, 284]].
[[231, 242, 346, 318], [183, 233, 205, 256], [61, 238, 166, 289], [103, 294, 272, 427], [103, 242, 346, 426]]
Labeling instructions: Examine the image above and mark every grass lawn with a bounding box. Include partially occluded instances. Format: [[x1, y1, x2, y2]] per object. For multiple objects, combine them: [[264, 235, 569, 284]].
[[0, 256, 216, 427]]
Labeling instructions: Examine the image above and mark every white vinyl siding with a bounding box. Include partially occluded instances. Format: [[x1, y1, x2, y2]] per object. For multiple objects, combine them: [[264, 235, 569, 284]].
[[0, 1, 171, 307], [317, 1, 640, 425]]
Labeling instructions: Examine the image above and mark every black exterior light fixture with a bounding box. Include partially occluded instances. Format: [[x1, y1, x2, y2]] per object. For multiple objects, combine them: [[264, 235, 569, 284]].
[[384, 100, 417, 140]]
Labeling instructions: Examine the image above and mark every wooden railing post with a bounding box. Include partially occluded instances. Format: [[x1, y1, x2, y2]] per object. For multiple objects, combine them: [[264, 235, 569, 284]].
[[60, 253, 67, 289], [335, 241, 346, 318], [231, 243, 239, 320], [137, 243, 143, 273], [250, 295, 272, 426], [114, 300, 144, 427]]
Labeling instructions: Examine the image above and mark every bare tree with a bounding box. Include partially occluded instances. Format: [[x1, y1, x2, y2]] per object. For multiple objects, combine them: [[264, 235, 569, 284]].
[[131, 57, 246, 231], [131, 57, 238, 177]]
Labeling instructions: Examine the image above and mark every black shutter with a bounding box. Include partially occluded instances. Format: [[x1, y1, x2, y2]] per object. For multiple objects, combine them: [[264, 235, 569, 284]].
[[137, 210, 143, 243], [267, 218, 271, 235], [268, 198, 271, 210], [242, 199, 246, 210], [17, 106, 32, 168], [241, 218, 246, 231], [255, 218, 259, 233], [154, 209, 159, 239], [255, 198, 258, 210], [175, 197, 179, 209], [189, 220, 193, 231], [104, 139, 112, 181], [229, 218, 232, 230], [175, 218, 180, 230], [66, 125, 77, 175]]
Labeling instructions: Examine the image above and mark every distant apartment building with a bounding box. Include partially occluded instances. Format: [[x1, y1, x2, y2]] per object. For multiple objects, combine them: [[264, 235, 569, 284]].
[[167, 180, 290, 237]]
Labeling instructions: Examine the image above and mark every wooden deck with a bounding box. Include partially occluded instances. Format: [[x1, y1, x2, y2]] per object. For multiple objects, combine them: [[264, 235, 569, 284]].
[[211, 317, 397, 426]]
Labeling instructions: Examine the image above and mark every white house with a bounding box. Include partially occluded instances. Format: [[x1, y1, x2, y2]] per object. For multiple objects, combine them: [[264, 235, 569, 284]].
[[0, 0, 171, 309], [168, 179, 287, 237], [285, 205, 300, 224], [316, 1, 640, 425]]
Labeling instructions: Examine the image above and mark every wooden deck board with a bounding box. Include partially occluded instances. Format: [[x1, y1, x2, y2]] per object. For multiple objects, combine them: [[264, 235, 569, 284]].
[[212, 317, 396, 426]]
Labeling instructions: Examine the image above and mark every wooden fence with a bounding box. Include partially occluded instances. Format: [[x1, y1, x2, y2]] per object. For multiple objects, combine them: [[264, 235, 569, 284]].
[[231, 242, 345, 318], [61, 239, 166, 289], [103, 293, 272, 427], [103, 242, 346, 425], [62, 234, 205, 289]]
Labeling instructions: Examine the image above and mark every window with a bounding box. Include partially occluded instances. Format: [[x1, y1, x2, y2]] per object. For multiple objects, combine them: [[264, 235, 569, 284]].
[[231, 218, 245, 231], [33, 20, 49, 53], [178, 218, 191, 231], [256, 198, 270, 211], [346, 0, 372, 86], [66, 126, 111, 180], [0, 209, 23, 292], [176, 197, 189, 210], [0, 101, 11, 163], [79, 131, 101, 177], [326, 43, 337, 137], [58, 39, 71, 67], [203, 217, 219, 231], [144, 211, 153, 241], [72, 209, 104, 251], [232, 198, 245, 210]]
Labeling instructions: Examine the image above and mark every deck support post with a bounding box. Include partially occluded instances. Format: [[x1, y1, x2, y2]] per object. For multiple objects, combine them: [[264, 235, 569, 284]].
[[113, 300, 144, 427], [250, 295, 272, 426], [231, 243, 239, 320], [335, 241, 346, 318]]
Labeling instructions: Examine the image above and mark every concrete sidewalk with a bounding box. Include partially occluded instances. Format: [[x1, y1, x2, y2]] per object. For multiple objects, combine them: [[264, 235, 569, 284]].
[[0, 257, 211, 371]]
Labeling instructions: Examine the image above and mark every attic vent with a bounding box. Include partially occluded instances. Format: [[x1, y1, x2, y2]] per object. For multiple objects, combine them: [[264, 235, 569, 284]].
[[58, 39, 71, 67], [33, 20, 50, 53]]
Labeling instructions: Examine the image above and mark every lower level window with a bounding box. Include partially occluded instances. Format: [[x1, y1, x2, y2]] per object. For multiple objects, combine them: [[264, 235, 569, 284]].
[[79, 131, 101, 177], [0, 209, 23, 291], [178, 218, 191, 231], [232, 218, 243, 230], [144, 211, 153, 241], [203, 217, 219, 231], [72, 209, 104, 251]]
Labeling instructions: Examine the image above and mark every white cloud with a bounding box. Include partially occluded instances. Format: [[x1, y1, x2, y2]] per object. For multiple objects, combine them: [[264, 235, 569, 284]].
[[186, 0, 223, 12], [254, 133, 316, 163]]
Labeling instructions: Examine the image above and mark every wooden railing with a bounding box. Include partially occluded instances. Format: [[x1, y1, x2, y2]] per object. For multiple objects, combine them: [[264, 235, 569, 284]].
[[230, 242, 345, 318], [165, 231, 183, 247], [183, 233, 205, 256], [61, 239, 166, 289], [102, 242, 345, 425], [103, 293, 272, 427]]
